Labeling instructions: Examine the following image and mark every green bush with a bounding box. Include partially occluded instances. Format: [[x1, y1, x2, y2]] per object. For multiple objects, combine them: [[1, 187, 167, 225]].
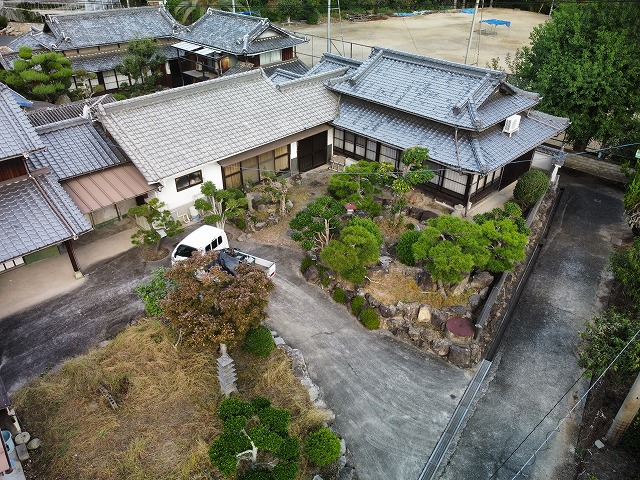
[[277, 436, 301, 461], [218, 397, 254, 421], [405, 222, 416, 230], [237, 469, 273, 480], [209, 431, 252, 477], [306, 8, 319, 24], [250, 396, 271, 413], [244, 326, 275, 357], [257, 407, 291, 435], [304, 427, 341, 467], [249, 424, 284, 452], [273, 460, 298, 480], [222, 415, 247, 433], [135, 267, 170, 316], [360, 308, 380, 330], [357, 195, 383, 217], [351, 296, 364, 315], [396, 230, 421, 266], [234, 217, 247, 230], [513, 169, 549, 208], [346, 217, 383, 245], [300, 257, 314, 274], [332, 287, 346, 303], [112, 93, 128, 101], [0, 16, 8, 29]]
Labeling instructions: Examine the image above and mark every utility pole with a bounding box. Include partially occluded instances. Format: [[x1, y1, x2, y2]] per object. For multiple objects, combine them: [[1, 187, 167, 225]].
[[232, 0, 236, 13], [327, 0, 331, 53], [606, 371, 640, 445], [464, 0, 480, 64]]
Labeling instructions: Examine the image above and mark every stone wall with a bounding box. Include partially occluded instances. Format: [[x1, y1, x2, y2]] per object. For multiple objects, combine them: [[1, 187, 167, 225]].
[[564, 153, 626, 184]]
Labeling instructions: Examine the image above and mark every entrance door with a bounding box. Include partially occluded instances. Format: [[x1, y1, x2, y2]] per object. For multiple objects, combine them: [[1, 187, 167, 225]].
[[298, 131, 327, 172], [500, 156, 532, 189]]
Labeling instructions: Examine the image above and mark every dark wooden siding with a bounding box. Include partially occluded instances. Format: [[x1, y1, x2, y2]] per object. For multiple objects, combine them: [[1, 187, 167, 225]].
[[0, 157, 27, 181]]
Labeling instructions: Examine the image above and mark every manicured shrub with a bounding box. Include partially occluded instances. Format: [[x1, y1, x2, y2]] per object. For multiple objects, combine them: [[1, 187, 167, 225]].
[[222, 415, 247, 433], [244, 326, 275, 357], [346, 217, 383, 245], [250, 396, 271, 413], [257, 407, 291, 435], [357, 196, 383, 217], [396, 230, 421, 266], [405, 222, 416, 230], [351, 296, 364, 316], [218, 397, 253, 421], [300, 257, 314, 274], [513, 169, 549, 208], [237, 469, 273, 480], [332, 287, 346, 304], [304, 427, 341, 467], [273, 460, 298, 480], [234, 217, 247, 230], [0, 16, 8, 29], [360, 308, 380, 330], [277, 436, 301, 461], [209, 431, 252, 477], [249, 424, 284, 452]]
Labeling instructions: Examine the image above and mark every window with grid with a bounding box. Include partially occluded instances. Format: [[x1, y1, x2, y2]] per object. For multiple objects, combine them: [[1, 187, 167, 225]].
[[344, 132, 355, 153], [175, 170, 203, 192], [355, 135, 366, 157], [442, 169, 468, 195], [365, 139, 377, 161], [333, 129, 344, 150]]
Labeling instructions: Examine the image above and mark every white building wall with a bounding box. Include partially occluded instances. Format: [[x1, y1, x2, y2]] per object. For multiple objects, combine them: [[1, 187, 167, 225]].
[[155, 162, 223, 217]]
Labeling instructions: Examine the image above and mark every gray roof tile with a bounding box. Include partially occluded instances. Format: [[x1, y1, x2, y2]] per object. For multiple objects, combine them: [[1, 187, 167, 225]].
[[332, 98, 569, 173], [175, 9, 306, 55], [29, 117, 127, 180], [0, 83, 46, 160], [304, 52, 362, 76], [262, 58, 309, 77], [0, 171, 91, 262], [7, 30, 57, 51], [98, 69, 338, 183], [43, 7, 178, 49], [327, 47, 540, 131], [26, 94, 117, 126]]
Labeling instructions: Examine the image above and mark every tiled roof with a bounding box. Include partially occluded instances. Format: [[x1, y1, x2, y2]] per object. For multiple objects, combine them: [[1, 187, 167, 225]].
[[326, 47, 539, 131], [262, 58, 309, 77], [29, 117, 127, 180], [0, 83, 46, 160], [97, 69, 338, 183], [7, 30, 57, 51], [0, 171, 91, 262], [269, 69, 302, 84], [333, 98, 569, 174], [6, 87, 33, 108], [26, 94, 117, 126], [304, 52, 362, 76], [175, 9, 306, 55], [42, 7, 178, 49]]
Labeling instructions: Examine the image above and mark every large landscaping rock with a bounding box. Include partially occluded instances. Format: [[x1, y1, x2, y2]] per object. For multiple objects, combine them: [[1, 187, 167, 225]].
[[470, 271, 494, 290], [448, 344, 472, 368], [378, 303, 397, 318], [468, 294, 482, 310], [398, 302, 420, 322], [416, 270, 436, 291], [417, 305, 431, 323], [303, 266, 320, 283], [432, 338, 451, 356]]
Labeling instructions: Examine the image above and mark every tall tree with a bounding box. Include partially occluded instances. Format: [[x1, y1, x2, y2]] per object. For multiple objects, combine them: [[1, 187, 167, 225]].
[[116, 39, 167, 97], [0, 47, 73, 103], [128, 198, 184, 250], [511, 2, 640, 150]]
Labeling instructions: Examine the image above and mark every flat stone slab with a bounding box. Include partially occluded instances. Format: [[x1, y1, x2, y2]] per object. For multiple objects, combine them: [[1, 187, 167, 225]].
[[15, 443, 29, 461], [446, 317, 475, 344]]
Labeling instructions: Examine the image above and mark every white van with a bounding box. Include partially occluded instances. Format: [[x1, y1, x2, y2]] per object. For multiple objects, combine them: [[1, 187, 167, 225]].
[[171, 225, 229, 263]]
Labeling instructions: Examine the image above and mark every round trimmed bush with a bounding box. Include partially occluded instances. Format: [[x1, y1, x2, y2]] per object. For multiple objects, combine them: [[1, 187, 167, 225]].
[[244, 326, 275, 357], [351, 296, 364, 316], [332, 287, 346, 304], [513, 170, 549, 209], [304, 427, 341, 467], [222, 415, 247, 433], [273, 460, 298, 480], [209, 431, 252, 477], [218, 397, 254, 421], [250, 396, 271, 413], [396, 230, 421, 266], [277, 436, 301, 461], [257, 407, 291, 435], [237, 469, 273, 480], [360, 308, 380, 330]]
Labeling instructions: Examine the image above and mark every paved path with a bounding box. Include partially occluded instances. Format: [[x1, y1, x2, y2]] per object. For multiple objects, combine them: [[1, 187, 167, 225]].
[[439, 171, 629, 480], [243, 241, 470, 480]]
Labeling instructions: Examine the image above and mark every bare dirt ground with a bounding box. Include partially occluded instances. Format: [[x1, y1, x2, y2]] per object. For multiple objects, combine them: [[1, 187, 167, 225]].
[[287, 8, 549, 69]]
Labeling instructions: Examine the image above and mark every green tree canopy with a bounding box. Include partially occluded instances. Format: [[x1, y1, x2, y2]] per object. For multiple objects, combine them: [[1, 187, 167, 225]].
[[0, 47, 73, 102], [116, 38, 166, 97], [511, 2, 640, 149], [128, 197, 184, 249], [195, 181, 248, 230]]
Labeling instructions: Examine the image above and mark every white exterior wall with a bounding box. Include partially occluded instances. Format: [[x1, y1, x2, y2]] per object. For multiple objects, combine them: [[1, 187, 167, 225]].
[[155, 162, 223, 216]]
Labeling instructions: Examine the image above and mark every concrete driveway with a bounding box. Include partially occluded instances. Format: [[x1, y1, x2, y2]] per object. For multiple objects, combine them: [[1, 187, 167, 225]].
[[242, 240, 470, 480], [439, 170, 630, 480]]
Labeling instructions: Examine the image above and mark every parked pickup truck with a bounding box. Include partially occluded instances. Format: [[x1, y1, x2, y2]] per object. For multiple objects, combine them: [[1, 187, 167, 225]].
[[171, 225, 276, 278]]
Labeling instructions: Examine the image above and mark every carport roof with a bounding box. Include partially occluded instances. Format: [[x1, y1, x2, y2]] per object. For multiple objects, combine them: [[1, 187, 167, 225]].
[[0, 170, 92, 262]]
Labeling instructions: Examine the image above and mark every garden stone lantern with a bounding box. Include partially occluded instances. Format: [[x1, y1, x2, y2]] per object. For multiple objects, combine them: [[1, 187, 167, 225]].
[[217, 344, 238, 397], [344, 203, 357, 215]]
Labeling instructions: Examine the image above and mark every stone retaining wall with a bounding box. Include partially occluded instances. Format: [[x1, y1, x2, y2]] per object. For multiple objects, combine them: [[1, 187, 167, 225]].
[[564, 153, 626, 184]]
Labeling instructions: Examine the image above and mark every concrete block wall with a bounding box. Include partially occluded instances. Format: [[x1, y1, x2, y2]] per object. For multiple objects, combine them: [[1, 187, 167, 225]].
[[564, 153, 627, 184]]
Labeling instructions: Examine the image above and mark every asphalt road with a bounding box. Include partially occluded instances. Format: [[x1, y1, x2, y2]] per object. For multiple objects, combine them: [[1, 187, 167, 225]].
[[439, 170, 629, 480]]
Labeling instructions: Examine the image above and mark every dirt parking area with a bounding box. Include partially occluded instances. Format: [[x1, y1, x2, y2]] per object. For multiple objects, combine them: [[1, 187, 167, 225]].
[[287, 8, 548, 69]]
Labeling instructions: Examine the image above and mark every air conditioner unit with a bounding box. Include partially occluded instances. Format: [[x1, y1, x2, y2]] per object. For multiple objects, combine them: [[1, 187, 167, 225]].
[[503, 114, 521, 136], [196, 63, 203, 72]]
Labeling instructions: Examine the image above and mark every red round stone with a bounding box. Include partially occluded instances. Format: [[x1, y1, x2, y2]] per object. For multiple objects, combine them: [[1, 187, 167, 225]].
[[446, 317, 475, 338]]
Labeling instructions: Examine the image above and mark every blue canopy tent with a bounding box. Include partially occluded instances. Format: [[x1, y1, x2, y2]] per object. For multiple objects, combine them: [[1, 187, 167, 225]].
[[480, 18, 511, 35]]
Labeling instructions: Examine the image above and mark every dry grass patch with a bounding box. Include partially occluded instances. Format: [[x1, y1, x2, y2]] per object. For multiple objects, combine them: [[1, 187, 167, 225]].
[[15, 320, 324, 480]]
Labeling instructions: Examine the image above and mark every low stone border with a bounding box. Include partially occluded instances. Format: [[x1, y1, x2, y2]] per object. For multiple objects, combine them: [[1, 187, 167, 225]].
[[270, 331, 358, 480]]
